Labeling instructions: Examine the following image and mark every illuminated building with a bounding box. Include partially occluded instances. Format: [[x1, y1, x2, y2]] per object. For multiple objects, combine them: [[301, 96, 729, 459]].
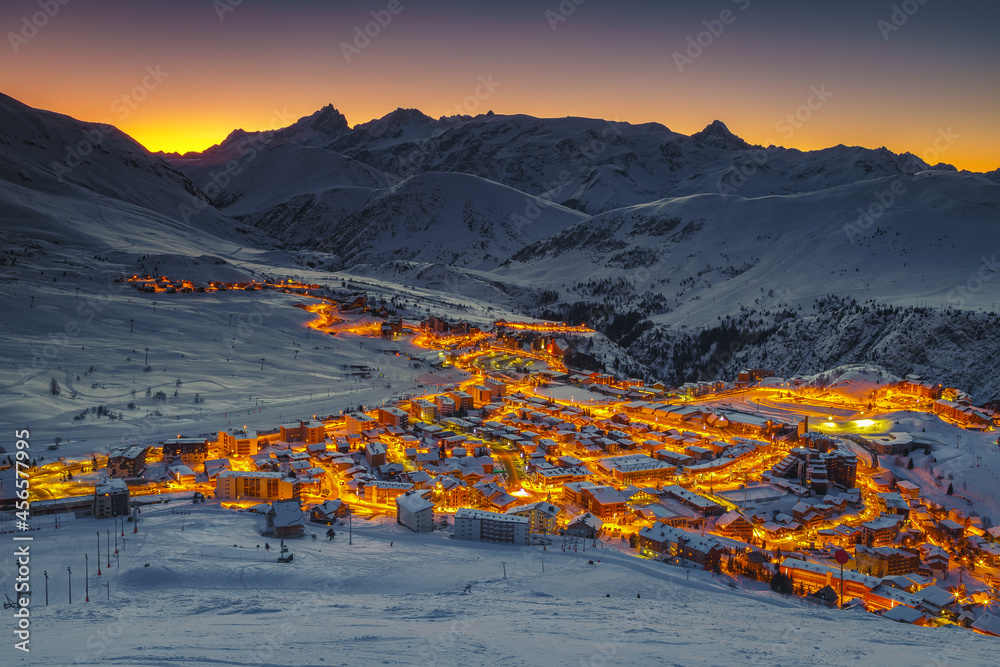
[[411, 399, 436, 422], [595, 453, 676, 484], [345, 413, 377, 434], [311, 498, 347, 524], [93, 478, 129, 518], [365, 441, 387, 468], [454, 507, 529, 545], [364, 480, 414, 504], [715, 510, 753, 540], [264, 500, 305, 538], [860, 515, 905, 546], [168, 463, 196, 485], [162, 437, 209, 467], [378, 407, 409, 429], [216, 470, 299, 501], [565, 512, 603, 538], [855, 544, 921, 577], [639, 525, 722, 570], [279, 420, 327, 445], [861, 432, 913, 456], [218, 428, 259, 457], [447, 391, 473, 412], [108, 445, 149, 478], [780, 558, 880, 601], [396, 491, 435, 532], [436, 395, 456, 417], [661, 485, 726, 517], [505, 502, 562, 533]]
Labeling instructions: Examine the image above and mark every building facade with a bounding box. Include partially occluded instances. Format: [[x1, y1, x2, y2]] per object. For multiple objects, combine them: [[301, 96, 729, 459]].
[[454, 507, 529, 545]]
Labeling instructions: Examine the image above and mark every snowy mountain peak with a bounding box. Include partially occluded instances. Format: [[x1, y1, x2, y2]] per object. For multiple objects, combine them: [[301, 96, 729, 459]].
[[690, 120, 749, 150], [281, 103, 350, 139]]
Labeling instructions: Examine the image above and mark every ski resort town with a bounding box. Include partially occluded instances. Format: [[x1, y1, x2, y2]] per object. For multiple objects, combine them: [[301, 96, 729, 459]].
[[6, 276, 1000, 638]]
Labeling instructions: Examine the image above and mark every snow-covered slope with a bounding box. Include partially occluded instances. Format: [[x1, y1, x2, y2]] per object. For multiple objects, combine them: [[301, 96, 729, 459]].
[[172, 142, 397, 216], [168, 106, 956, 216], [13, 504, 999, 667], [0, 92, 211, 221], [501, 171, 1000, 322], [311, 171, 588, 270]]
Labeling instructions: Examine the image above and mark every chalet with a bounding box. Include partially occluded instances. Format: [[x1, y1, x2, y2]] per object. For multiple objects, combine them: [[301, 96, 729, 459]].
[[265, 500, 305, 538], [971, 613, 1000, 637], [867, 584, 924, 613], [430, 475, 470, 508], [203, 457, 232, 479], [638, 524, 722, 570], [715, 511, 753, 541], [937, 518, 965, 540], [311, 498, 347, 524], [915, 585, 956, 615], [580, 485, 627, 520], [564, 512, 603, 539]]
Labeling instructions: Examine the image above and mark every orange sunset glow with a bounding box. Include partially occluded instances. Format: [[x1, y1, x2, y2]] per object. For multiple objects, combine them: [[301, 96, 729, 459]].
[[0, 0, 997, 170]]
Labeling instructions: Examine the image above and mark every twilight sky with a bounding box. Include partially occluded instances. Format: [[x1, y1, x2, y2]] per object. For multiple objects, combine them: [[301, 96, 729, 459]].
[[2, 0, 997, 170]]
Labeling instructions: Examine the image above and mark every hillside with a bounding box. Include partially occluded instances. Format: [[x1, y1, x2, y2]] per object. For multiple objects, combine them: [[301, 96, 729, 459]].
[[15, 504, 999, 667], [311, 171, 587, 270]]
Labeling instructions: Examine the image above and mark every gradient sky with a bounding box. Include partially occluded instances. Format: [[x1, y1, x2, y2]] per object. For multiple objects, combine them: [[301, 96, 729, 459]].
[[1, 0, 997, 170]]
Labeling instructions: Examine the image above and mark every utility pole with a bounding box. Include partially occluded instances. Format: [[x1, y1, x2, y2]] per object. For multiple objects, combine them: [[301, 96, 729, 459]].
[[43, 571, 48, 606], [67, 567, 71, 604]]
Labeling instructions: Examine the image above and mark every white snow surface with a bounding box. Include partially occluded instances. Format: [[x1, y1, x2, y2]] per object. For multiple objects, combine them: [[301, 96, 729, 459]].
[[7, 505, 998, 667]]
